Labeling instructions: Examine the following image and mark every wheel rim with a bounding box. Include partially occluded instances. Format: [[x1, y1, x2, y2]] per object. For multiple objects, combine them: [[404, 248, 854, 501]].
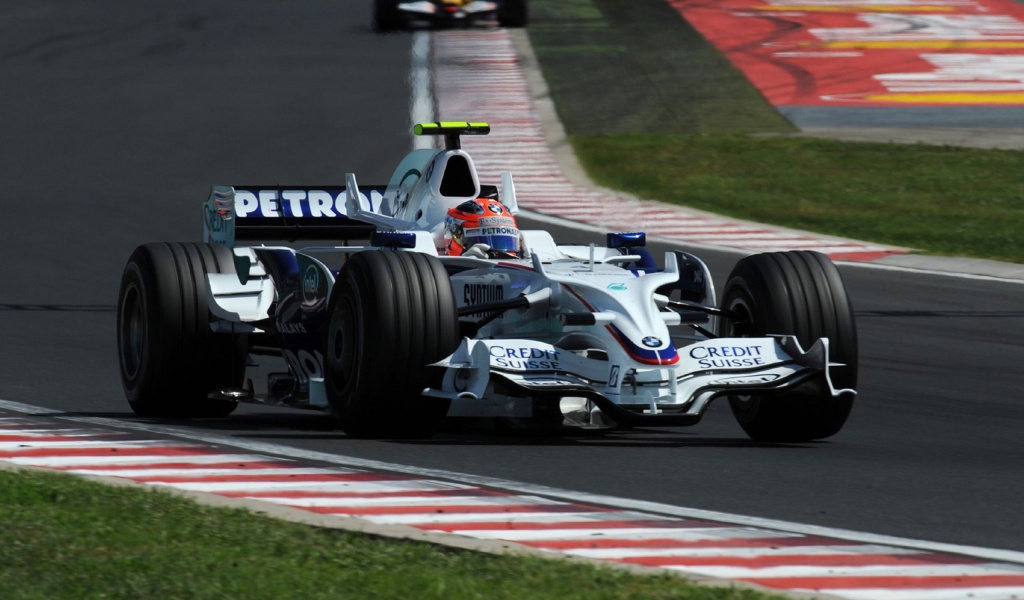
[[724, 295, 755, 338], [724, 294, 758, 412], [327, 295, 359, 393], [119, 283, 144, 379]]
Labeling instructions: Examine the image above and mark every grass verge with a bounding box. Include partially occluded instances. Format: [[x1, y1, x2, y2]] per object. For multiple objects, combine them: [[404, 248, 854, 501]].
[[0, 468, 787, 600], [528, 0, 1024, 263]]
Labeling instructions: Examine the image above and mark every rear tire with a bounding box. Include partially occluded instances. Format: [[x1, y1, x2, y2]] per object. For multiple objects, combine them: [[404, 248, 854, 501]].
[[373, 0, 403, 32], [498, 0, 528, 27], [324, 251, 459, 438], [117, 243, 246, 418], [718, 251, 857, 442]]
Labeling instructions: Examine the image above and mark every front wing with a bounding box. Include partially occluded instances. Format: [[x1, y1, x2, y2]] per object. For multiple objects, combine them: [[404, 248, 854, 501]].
[[424, 335, 854, 425]]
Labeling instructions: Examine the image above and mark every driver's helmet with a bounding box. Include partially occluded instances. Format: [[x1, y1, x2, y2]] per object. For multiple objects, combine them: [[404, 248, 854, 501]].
[[445, 198, 521, 257]]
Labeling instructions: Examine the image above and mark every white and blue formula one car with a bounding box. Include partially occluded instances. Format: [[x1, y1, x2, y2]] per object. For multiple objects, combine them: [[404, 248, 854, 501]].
[[116, 122, 857, 442]]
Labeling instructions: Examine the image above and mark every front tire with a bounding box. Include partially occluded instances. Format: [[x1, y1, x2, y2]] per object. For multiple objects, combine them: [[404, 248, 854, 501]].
[[117, 243, 246, 418], [324, 251, 459, 438], [718, 251, 857, 442]]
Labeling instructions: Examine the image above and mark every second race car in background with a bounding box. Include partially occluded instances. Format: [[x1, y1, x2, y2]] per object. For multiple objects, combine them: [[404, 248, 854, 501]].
[[374, 0, 528, 31]]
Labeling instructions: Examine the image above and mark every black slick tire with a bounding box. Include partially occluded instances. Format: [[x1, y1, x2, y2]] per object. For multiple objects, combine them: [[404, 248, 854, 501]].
[[373, 0, 403, 32], [324, 251, 459, 438], [117, 242, 246, 418], [718, 250, 858, 442], [498, 0, 528, 27]]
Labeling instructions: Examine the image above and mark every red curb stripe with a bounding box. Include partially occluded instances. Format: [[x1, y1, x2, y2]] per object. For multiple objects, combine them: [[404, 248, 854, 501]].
[[519, 535, 862, 550], [217, 489, 505, 500], [0, 446, 212, 457], [126, 472, 418, 484], [55, 460, 290, 471], [303, 503, 603, 516], [417, 518, 726, 532]]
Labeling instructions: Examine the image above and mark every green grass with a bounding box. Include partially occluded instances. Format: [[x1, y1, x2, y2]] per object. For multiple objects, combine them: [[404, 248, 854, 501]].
[[0, 468, 787, 600], [528, 0, 1024, 263]]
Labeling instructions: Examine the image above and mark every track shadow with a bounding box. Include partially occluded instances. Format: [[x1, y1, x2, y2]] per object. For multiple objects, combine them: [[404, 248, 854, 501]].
[[35, 410, 819, 450]]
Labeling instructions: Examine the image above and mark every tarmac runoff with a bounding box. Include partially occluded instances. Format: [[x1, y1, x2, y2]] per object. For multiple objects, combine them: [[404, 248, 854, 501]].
[[491, 30, 1024, 285]]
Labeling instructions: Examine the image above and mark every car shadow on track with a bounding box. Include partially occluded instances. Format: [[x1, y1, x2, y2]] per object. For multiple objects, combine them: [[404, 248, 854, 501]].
[[42, 411, 820, 450]]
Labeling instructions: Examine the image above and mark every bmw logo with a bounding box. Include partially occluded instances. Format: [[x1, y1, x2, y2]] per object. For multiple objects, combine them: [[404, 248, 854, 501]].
[[641, 336, 662, 348]]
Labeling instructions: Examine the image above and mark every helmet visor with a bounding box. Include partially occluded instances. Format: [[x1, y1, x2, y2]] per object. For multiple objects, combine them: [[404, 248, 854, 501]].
[[462, 218, 519, 253]]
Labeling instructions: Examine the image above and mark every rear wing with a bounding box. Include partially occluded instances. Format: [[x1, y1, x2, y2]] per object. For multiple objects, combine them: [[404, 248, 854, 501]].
[[202, 185, 385, 246]]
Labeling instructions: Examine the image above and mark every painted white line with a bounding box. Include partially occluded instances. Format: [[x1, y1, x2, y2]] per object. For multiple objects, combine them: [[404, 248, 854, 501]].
[[834, 257, 1024, 285], [817, 587, 1024, 600], [657, 564, 1024, 579], [410, 31, 434, 150]]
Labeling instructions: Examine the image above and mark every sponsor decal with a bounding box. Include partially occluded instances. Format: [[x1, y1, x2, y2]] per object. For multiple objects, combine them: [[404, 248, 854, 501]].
[[607, 324, 680, 365], [232, 189, 383, 219], [203, 203, 229, 234], [489, 345, 561, 370], [302, 265, 320, 305], [689, 344, 767, 369], [672, 0, 1024, 106], [463, 283, 505, 305], [282, 348, 323, 384], [464, 225, 520, 237], [713, 373, 782, 385], [518, 378, 577, 388], [607, 282, 628, 291], [641, 336, 662, 348], [278, 322, 307, 335], [608, 365, 621, 387], [478, 216, 513, 227]]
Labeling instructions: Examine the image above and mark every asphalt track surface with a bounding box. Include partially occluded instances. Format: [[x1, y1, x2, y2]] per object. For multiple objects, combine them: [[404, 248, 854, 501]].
[[2, 0, 1024, 563]]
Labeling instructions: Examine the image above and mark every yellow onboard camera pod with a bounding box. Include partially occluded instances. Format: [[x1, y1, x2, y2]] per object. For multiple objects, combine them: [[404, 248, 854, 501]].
[[414, 122, 490, 149]]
